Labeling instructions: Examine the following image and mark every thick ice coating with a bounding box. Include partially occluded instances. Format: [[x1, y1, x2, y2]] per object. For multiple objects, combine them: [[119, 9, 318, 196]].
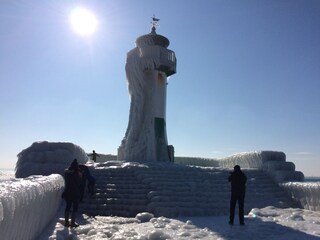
[[0, 174, 64, 240], [15, 141, 89, 178]]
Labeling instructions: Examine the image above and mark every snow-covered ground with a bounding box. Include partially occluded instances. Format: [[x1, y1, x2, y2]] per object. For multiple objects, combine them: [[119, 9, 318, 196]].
[[38, 207, 320, 239]]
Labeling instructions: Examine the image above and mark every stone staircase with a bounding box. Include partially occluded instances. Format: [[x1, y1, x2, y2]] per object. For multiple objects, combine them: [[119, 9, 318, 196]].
[[79, 162, 300, 217]]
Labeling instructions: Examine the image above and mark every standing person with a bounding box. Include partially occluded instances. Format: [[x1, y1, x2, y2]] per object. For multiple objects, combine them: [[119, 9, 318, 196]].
[[62, 159, 82, 228], [79, 164, 96, 200], [87, 171, 96, 197], [88, 150, 100, 162], [78, 164, 89, 202], [228, 165, 247, 225]]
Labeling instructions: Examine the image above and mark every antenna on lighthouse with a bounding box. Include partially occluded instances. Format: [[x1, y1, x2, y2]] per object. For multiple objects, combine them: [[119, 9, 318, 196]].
[[151, 15, 159, 33]]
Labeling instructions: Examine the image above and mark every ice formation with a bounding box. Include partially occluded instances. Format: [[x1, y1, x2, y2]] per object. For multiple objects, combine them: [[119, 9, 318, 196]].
[[1, 147, 320, 239], [15, 141, 89, 178], [218, 151, 286, 169], [281, 182, 320, 211], [218, 151, 304, 182], [118, 26, 176, 163], [0, 174, 64, 240]]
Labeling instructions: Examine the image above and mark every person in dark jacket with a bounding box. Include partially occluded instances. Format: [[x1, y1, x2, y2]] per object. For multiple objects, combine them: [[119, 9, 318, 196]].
[[63, 159, 82, 227], [228, 165, 247, 225], [79, 164, 89, 202], [79, 164, 96, 200], [88, 150, 100, 162], [87, 173, 96, 197]]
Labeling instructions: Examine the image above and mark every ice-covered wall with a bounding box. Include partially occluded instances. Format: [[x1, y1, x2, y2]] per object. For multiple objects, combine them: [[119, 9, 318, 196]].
[[0, 174, 64, 240], [218, 151, 286, 169], [174, 157, 219, 167], [217, 151, 304, 182], [15, 141, 89, 178], [281, 182, 320, 211]]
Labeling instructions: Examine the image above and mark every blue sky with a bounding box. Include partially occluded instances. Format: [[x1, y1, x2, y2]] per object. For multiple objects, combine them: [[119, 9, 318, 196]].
[[0, 1, 319, 176]]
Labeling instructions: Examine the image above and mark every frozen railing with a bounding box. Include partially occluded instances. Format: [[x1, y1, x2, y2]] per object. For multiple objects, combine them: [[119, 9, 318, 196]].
[[0, 174, 64, 240], [133, 46, 176, 76]]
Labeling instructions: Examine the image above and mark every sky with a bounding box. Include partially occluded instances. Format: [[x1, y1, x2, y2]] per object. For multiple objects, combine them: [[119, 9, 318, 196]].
[[0, 0, 319, 175]]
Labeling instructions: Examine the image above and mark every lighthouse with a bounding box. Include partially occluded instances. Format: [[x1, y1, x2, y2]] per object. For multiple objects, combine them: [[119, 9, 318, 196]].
[[118, 18, 177, 162]]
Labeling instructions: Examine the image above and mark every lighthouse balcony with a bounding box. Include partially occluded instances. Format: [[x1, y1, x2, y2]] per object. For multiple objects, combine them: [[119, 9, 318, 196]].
[[139, 46, 177, 76]]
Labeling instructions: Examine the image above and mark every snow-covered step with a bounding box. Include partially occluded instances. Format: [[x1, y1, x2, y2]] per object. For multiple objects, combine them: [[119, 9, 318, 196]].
[[78, 163, 300, 218], [78, 166, 150, 217]]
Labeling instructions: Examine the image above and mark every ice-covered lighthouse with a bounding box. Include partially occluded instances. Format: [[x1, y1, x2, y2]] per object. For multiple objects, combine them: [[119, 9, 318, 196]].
[[118, 18, 177, 162]]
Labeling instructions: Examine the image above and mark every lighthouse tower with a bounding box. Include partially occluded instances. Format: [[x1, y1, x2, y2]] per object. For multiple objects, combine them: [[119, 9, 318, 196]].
[[118, 18, 177, 162]]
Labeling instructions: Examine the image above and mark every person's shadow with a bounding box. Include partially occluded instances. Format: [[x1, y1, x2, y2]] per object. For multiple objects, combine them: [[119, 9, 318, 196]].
[[37, 204, 91, 240]]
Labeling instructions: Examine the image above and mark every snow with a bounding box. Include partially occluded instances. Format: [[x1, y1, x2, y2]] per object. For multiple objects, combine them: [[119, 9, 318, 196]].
[[37, 207, 320, 239], [15, 141, 89, 178]]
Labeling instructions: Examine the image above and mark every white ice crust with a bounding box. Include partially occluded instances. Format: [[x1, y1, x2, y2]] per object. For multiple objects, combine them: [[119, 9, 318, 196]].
[[0, 174, 64, 240], [218, 151, 286, 169], [218, 151, 304, 182], [281, 181, 320, 211], [15, 141, 89, 178]]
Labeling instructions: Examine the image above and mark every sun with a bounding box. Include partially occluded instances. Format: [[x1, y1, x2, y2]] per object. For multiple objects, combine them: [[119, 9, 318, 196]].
[[69, 6, 98, 36]]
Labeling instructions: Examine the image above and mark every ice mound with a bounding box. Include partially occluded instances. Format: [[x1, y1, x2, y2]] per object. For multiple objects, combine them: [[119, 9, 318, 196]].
[[136, 212, 154, 222], [15, 141, 89, 178]]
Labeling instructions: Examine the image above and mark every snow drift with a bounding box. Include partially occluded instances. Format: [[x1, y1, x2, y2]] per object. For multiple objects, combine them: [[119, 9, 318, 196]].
[[0, 174, 64, 240], [15, 141, 89, 178]]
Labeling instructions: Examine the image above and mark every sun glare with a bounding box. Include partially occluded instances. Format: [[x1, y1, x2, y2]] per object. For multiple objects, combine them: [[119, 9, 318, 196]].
[[70, 7, 98, 36]]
